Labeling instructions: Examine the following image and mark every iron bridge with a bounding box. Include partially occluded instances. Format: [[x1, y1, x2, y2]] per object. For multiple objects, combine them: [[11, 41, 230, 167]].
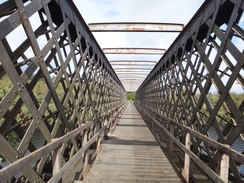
[[0, 0, 243, 182]]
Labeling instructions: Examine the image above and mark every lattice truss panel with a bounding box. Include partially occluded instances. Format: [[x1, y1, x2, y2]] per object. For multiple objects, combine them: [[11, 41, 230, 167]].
[[137, 0, 244, 182], [0, 0, 125, 182]]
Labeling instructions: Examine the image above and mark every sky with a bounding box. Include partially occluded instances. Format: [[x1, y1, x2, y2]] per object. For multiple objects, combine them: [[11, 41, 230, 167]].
[[72, 0, 205, 91], [0, 0, 205, 91], [73, 0, 205, 54]]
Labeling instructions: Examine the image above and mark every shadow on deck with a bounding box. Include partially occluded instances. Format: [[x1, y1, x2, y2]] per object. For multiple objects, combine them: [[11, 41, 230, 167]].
[[75, 103, 185, 183]]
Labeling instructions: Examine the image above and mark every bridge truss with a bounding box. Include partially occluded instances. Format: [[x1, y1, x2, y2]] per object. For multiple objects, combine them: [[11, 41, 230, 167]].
[[0, 0, 244, 183], [0, 0, 125, 182], [136, 0, 244, 182]]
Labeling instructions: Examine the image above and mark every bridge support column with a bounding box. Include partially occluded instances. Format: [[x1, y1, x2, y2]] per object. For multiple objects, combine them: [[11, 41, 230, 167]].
[[220, 145, 230, 183], [168, 122, 174, 157], [52, 143, 62, 183], [82, 130, 90, 178], [182, 132, 191, 182], [96, 121, 102, 153]]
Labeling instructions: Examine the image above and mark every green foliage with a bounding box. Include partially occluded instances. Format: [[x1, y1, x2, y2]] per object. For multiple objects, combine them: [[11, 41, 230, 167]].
[[126, 92, 136, 103], [0, 156, 4, 163], [230, 92, 244, 108], [196, 92, 244, 124], [0, 75, 12, 100]]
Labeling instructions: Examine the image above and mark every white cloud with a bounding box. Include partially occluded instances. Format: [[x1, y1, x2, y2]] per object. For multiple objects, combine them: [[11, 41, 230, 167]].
[[74, 0, 205, 50], [73, 0, 205, 90]]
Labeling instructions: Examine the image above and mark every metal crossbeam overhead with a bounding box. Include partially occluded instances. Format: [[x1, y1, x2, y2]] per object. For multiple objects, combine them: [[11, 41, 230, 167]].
[[120, 78, 144, 81], [114, 67, 152, 70], [114, 68, 151, 73], [117, 72, 148, 75], [110, 61, 157, 66], [118, 75, 147, 79], [103, 48, 166, 54], [88, 22, 184, 32]]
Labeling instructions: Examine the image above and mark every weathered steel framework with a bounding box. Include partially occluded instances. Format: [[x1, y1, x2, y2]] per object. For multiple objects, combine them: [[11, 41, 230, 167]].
[[88, 22, 184, 32], [103, 48, 166, 91], [136, 0, 244, 182], [94, 23, 183, 91], [0, 0, 125, 182], [103, 48, 166, 55]]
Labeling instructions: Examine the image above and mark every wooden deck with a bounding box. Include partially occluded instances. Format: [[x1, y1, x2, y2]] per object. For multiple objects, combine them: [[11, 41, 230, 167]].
[[78, 103, 184, 183]]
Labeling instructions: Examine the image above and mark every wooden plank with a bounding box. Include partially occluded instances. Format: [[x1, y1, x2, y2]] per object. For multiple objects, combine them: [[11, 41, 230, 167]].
[[0, 104, 125, 182], [182, 133, 191, 182], [135, 104, 226, 183], [220, 147, 230, 183], [0, 134, 45, 183], [81, 104, 184, 183], [52, 146, 62, 176], [141, 104, 244, 164]]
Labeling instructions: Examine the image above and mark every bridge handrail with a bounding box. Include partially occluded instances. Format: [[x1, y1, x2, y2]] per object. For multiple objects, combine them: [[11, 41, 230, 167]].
[[135, 103, 243, 183], [0, 0, 126, 181], [136, 0, 244, 182], [0, 103, 126, 182], [136, 103, 244, 163]]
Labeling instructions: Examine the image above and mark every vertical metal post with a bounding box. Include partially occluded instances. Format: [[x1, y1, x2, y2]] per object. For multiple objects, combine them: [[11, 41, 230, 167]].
[[52, 146, 62, 183], [82, 130, 90, 178], [169, 122, 174, 156], [96, 121, 102, 153], [220, 145, 230, 183], [182, 132, 191, 182]]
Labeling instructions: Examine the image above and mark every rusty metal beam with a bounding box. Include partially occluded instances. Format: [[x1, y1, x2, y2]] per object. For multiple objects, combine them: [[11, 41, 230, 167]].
[[117, 72, 148, 76], [118, 75, 147, 79], [120, 78, 144, 81], [114, 68, 151, 73], [114, 67, 151, 70], [103, 48, 166, 54], [88, 22, 184, 32], [110, 60, 157, 66]]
